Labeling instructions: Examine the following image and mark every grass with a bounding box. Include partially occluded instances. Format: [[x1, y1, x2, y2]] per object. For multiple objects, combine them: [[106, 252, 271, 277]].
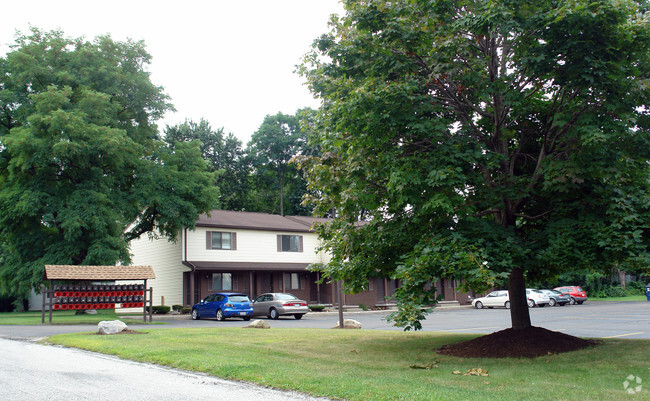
[[0, 310, 159, 325], [590, 295, 647, 302], [46, 328, 649, 401]]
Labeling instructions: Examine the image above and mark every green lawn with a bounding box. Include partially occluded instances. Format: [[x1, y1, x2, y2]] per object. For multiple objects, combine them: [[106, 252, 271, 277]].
[[46, 328, 649, 401], [0, 310, 157, 325], [590, 295, 647, 302]]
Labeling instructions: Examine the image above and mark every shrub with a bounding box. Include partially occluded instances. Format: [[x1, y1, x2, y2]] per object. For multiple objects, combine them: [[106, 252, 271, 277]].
[[172, 304, 183, 312], [308, 305, 326, 312], [605, 286, 626, 298], [181, 307, 192, 314], [0, 295, 16, 312], [146, 305, 171, 314]]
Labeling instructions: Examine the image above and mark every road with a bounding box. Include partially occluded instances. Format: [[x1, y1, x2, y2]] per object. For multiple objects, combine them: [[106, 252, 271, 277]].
[[0, 338, 330, 401]]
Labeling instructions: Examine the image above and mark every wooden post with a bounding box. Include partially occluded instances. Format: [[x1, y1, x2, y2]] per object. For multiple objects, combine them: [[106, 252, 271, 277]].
[[41, 284, 46, 324], [48, 280, 53, 324], [148, 287, 153, 322], [337, 280, 344, 329], [142, 279, 147, 323]]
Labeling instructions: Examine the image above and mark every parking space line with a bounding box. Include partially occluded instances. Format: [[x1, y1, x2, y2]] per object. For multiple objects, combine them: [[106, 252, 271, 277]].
[[602, 332, 644, 338]]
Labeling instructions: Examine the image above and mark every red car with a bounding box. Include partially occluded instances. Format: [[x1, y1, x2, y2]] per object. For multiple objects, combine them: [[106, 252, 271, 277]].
[[553, 286, 588, 305]]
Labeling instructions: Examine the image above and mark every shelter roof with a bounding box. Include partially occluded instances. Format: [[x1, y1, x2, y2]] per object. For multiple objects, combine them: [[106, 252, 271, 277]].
[[44, 265, 156, 280]]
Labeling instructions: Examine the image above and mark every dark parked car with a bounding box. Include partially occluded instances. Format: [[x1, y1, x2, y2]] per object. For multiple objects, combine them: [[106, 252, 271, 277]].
[[191, 293, 253, 321], [554, 286, 588, 305], [540, 289, 570, 306], [252, 293, 309, 319]]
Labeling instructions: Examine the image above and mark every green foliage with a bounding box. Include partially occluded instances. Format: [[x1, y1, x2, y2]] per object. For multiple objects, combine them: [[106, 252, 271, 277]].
[[171, 304, 183, 312], [245, 109, 318, 216], [0, 28, 219, 298], [146, 305, 171, 314], [164, 119, 250, 211], [298, 0, 650, 330]]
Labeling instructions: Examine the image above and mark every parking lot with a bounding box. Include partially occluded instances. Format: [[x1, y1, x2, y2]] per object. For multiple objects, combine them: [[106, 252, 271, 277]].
[[0, 301, 648, 340], [148, 300, 650, 339]]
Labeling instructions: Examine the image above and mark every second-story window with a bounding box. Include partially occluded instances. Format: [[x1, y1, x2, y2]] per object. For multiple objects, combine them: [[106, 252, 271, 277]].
[[206, 231, 237, 250], [278, 235, 303, 252]]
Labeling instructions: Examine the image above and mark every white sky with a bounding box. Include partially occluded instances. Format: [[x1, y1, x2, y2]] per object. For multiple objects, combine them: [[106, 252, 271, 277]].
[[1, 0, 343, 145]]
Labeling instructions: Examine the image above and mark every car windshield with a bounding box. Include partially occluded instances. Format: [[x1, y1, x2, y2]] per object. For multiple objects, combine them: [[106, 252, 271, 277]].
[[275, 293, 298, 300], [228, 295, 250, 303]]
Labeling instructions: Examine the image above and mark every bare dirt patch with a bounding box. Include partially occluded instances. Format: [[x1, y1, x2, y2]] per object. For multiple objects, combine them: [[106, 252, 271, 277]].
[[437, 326, 598, 358]]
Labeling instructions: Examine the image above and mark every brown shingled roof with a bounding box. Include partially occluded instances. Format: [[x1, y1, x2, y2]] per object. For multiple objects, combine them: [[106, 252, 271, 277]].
[[44, 265, 156, 280], [196, 210, 331, 232]]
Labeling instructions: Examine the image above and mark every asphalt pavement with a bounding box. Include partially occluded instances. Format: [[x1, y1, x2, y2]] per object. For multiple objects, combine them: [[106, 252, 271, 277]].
[[0, 338, 331, 401], [1, 301, 648, 339]]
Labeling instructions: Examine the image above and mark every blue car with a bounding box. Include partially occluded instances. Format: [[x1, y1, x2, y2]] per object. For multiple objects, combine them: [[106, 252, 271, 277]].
[[191, 292, 254, 321]]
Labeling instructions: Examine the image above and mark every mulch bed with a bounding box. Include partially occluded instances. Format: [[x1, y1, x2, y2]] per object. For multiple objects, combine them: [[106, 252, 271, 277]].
[[437, 326, 599, 358]]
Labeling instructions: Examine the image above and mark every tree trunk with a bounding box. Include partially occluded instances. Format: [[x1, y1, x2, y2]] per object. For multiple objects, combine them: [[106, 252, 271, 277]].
[[618, 269, 626, 290], [508, 267, 531, 331]]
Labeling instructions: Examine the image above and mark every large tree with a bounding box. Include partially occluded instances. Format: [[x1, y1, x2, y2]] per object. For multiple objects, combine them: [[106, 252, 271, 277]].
[[0, 29, 219, 301], [164, 119, 249, 211], [247, 109, 317, 216], [298, 0, 650, 330]]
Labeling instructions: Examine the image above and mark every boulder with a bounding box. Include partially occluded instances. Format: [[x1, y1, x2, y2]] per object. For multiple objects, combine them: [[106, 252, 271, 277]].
[[333, 319, 362, 329], [245, 319, 270, 329], [98, 320, 128, 335]]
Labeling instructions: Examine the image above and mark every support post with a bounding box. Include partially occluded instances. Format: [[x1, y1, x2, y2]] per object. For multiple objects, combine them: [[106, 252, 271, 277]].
[[337, 280, 344, 329], [148, 287, 153, 322], [142, 279, 147, 323], [41, 284, 46, 324]]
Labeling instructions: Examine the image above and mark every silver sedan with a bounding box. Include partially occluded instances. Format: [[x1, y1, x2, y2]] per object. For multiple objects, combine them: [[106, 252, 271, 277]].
[[252, 293, 309, 320]]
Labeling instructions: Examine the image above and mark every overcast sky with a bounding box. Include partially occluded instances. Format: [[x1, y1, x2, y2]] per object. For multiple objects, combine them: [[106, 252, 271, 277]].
[[1, 0, 343, 144]]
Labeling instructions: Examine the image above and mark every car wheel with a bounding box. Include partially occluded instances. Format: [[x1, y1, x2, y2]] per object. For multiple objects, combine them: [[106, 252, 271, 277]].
[[577, 301, 584, 304], [216, 309, 225, 321], [549, 298, 556, 307], [243, 316, 251, 321], [270, 308, 279, 320], [191, 309, 199, 320], [504, 301, 510, 309], [527, 299, 535, 308], [294, 314, 304, 320], [474, 301, 483, 309], [569, 297, 576, 305]]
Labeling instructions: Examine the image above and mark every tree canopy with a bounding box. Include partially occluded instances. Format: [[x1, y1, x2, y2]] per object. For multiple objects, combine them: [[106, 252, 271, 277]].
[[247, 109, 318, 216], [0, 28, 218, 299], [164, 119, 249, 211], [298, 0, 650, 330]]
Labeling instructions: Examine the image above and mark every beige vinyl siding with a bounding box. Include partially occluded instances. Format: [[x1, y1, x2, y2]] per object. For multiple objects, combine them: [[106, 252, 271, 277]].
[[187, 227, 325, 264], [128, 233, 187, 307]]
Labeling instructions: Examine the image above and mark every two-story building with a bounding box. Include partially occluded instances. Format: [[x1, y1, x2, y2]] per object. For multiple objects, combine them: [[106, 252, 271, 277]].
[[128, 210, 401, 308], [128, 209, 473, 309]]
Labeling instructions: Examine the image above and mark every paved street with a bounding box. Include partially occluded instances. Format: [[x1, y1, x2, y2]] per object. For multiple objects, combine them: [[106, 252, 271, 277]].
[[0, 338, 330, 401]]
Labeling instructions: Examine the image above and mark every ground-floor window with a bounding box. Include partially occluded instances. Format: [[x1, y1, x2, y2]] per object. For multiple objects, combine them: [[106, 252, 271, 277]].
[[284, 272, 300, 290], [211, 273, 233, 291]]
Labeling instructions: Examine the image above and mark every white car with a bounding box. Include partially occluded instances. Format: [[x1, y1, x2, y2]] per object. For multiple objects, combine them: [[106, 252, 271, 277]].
[[472, 290, 510, 309], [526, 288, 550, 307]]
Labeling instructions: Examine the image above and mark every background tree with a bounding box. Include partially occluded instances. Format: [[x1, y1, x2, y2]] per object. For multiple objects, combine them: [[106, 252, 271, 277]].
[[298, 0, 650, 330], [246, 109, 317, 216], [0, 28, 218, 304], [164, 119, 249, 211]]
